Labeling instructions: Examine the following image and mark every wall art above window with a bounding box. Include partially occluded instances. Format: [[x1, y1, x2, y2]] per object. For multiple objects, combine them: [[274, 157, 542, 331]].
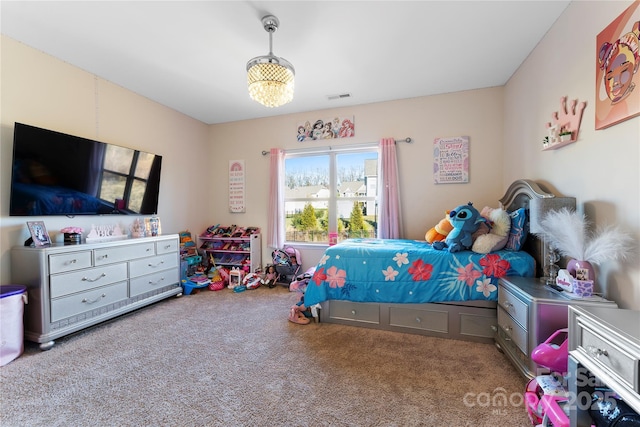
[[297, 116, 354, 141]]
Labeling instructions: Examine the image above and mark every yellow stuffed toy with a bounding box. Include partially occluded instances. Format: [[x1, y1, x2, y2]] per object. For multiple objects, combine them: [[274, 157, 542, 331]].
[[425, 211, 453, 243]]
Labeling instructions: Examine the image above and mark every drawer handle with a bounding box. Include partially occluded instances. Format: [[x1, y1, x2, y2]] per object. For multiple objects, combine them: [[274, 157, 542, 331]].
[[146, 248, 152, 252], [503, 301, 513, 309], [82, 273, 107, 282], [148, 277, 166, 285], [65, 259, 78, 265], [82, 293, 106, 304], [351, 310, 357, 315], [415, 317, 422, 323], [148, 261, 165, 268], [98, 254, 109, 260], [587, 345, 609, 358], [164, 245, 171, 249]]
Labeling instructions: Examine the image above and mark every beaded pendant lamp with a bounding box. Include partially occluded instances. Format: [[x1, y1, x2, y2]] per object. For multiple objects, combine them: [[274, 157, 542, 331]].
[[246, 15, 295, 108]]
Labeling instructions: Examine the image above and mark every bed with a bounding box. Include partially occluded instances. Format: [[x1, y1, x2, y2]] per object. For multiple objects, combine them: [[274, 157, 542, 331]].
[[305, 179, 554, 343]]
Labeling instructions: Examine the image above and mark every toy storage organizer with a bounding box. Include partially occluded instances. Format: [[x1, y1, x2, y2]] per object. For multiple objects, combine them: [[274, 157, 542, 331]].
[[197, 227, 261, 274]]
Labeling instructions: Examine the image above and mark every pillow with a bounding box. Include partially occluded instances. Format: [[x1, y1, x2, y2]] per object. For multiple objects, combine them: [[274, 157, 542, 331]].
[[505, 207, 527, 251]]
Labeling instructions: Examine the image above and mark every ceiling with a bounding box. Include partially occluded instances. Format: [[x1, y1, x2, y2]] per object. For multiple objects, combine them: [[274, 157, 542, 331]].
[[1, 1, 571, 125]]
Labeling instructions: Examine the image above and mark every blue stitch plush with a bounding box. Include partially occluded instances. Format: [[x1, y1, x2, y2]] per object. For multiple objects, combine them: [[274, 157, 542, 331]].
[[432, 202, 486, 253]]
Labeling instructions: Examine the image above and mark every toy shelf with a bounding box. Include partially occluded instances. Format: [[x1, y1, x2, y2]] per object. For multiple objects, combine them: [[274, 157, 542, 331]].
[[198, 231, 261, 273]]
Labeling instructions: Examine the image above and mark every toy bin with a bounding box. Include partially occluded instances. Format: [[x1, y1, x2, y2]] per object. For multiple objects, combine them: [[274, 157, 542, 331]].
[[0, 285, 27, 366]]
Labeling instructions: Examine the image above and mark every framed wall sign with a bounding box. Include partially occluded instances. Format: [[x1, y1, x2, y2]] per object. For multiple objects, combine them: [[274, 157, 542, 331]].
[[433, 136, 469, 184], [27, 221, 51, 246], [229, 160, 246, 213]]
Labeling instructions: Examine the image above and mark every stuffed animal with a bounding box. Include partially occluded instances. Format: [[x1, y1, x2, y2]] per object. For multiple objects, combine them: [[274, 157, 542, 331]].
[[471, 206, 511, 254], [425, 211, 453, 243], [432, 202, 486, 253]]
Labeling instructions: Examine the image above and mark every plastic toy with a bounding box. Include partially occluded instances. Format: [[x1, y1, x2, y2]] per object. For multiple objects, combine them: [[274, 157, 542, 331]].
[[262, 265, 278, 288]]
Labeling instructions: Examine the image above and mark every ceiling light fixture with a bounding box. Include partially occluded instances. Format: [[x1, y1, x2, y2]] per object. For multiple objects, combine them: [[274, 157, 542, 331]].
[[246, 15, 295, 108]]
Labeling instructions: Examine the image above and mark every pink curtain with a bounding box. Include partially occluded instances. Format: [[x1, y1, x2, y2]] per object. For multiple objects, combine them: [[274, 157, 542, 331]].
[[378, 138, 403, 239], [267, 148, 285, 248]]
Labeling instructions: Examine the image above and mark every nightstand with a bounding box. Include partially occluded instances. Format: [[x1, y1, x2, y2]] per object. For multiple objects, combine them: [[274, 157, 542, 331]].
[[495, 276, 617, 379], [568, 306, 640, 427]]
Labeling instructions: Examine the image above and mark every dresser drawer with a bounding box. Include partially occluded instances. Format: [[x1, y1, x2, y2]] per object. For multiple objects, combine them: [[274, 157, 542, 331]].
[[94, 242, 155, 265], [49, 251, 93, 274], [389, 306, 448, 333], [498, 306, 528, 355], [50, 281, 128, 322], [50, 263, 128, 298], [329, 301, 379, 324], [156, 239, 178, 255], [130, 268, 180, 297], [498, 285, 528, 330], [580, 328, 639, 393], [129, 253, 179, 278]]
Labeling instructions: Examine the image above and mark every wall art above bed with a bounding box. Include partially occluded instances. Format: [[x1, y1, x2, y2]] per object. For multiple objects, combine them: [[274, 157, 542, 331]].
[[433, 136, 469, 184]]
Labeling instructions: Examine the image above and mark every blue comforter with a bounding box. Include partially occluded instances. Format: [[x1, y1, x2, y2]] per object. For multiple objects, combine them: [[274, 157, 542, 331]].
[[304, 238, 535, 306]]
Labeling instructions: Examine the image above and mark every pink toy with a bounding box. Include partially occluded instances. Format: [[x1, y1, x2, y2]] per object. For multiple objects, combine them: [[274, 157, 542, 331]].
[[530, 328, 569, 374]]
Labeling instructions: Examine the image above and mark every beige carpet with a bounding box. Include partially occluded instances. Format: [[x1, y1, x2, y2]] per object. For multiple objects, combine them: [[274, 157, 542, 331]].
[[0, 285, 530, 427]]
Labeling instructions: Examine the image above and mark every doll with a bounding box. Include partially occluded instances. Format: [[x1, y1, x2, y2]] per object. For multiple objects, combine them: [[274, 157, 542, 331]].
[[262, 265, 278, 288]]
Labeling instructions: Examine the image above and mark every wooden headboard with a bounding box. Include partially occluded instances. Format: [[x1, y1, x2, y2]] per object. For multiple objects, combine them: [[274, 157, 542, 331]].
[[499, 179, 556, 278]]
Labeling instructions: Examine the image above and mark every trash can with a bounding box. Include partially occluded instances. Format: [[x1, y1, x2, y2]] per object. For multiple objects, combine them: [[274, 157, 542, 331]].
[[0, 285, 27, 366]]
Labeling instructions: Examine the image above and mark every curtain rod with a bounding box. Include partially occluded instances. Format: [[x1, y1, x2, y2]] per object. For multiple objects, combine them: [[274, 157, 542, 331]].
[[261, 137, 412, 155]]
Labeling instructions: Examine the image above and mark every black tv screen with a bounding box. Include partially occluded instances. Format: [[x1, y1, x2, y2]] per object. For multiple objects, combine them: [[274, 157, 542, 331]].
[[9, 122, 162, 216]]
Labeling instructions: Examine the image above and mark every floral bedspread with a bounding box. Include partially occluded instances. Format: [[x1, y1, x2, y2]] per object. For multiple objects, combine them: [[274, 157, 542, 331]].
[[304, 238, 535, 306]]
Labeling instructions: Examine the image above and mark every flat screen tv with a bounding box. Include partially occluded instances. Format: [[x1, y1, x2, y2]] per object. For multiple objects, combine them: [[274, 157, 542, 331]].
[[9, 122, 162, 216]]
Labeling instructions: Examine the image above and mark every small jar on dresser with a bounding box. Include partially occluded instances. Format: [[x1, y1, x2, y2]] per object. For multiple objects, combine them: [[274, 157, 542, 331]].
[[495, 276, 617, 379]]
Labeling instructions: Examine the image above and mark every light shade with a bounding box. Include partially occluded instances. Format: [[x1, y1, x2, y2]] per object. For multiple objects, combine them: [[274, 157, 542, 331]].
[[529, 196, 576, 234], [247, 15, 295, 108], [247, 56, 295, 108]]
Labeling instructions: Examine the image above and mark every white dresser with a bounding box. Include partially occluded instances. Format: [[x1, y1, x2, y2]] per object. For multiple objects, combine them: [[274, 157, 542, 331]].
[[568, 305, 640, 427], [11, 235, 182, 350]]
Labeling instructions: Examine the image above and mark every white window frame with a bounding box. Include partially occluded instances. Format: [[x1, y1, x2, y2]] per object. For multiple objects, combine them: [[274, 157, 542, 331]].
[[283, 143, 379, 245]]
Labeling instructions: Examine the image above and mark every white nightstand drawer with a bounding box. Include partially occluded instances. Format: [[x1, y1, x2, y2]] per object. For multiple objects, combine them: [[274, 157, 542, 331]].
[[94, 242, 155, 265], [50, 263, 128, 298], [498, 285, 528, 330], [581, 328, 638, 393], [49, 251, 93, 274], [498, 306, 528, 355], [129, 253, 179, 278]]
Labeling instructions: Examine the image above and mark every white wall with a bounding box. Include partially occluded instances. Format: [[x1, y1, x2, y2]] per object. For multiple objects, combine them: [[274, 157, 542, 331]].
[[0, 36, 212, 283], [504, 0, 640, 309]]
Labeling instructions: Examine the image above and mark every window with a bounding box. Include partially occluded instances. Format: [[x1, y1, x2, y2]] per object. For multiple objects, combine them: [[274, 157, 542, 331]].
[[99, 144, 155, 212], [283, 144, 379, 244]]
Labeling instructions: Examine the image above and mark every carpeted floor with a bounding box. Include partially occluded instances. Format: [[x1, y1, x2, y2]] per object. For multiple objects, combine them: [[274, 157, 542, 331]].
[[0, 285, 530, 426]]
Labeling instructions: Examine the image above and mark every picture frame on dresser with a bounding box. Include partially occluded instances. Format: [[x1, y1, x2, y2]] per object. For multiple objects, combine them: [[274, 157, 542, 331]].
[[26, 221, 51, 247]]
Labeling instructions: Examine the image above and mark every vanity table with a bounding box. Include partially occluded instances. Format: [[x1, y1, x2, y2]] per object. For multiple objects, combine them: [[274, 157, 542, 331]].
[[568, 305, 640, 427], [495, 276, 617, 379]]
